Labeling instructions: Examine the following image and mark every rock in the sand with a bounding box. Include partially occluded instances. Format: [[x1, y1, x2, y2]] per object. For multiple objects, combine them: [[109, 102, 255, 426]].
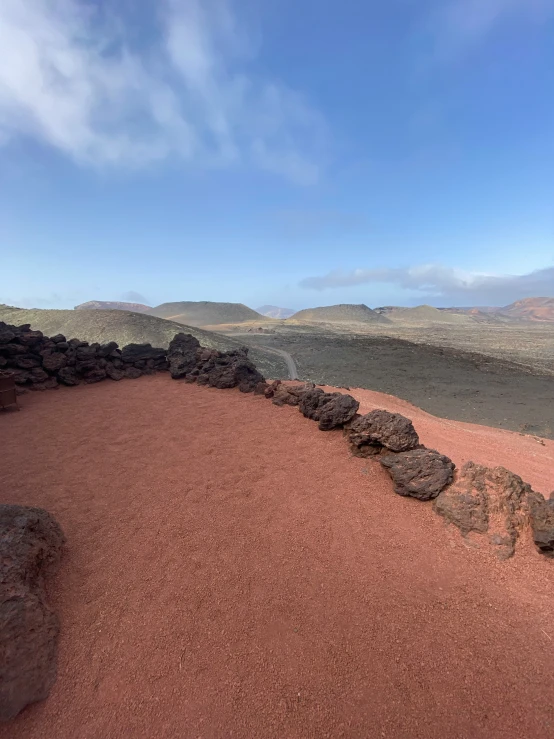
[[207, 349, 264, 393], [526, 491, 554, 558], [57, 367, 80, 386], [299, 389, 360, 430], [434, 462, 533, 559], [41, 351, 68, 373], [347, 410, 419, 457], [380, 448, 455, 502], [0, 505, 65, 721], [123, 366, 142, 380], [167, 333, 201, 379], [272, 382, 313, 406]]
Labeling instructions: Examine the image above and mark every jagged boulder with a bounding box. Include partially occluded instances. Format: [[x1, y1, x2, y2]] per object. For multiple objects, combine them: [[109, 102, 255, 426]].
[[167, 333, 201, 379], [347, 410, 419, 457], [380, 448, 455, 502], [434, 462, 533, 559], [299, 389, 360, 430], [206, 348, 264, 393], [0, 505, 65, 721], [528, 492, 554, 557], [272, 382, 313, 406], [41, 352, 68, 373], [121, 343, 167, 366], [57, 367, 80, 386]]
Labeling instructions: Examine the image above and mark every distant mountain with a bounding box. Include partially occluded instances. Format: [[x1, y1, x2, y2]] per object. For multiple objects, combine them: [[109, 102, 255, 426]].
[[75, 301, 151, 313], [442, 297, 554, 323], [290, 304, 391, 324], [500, 297, 554, 322], [146, 301, 264, 327], [256, 305, 296, 319]]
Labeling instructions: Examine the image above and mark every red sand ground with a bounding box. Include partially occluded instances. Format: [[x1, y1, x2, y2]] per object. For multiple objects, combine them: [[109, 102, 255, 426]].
[[1, 376, 553, 739]]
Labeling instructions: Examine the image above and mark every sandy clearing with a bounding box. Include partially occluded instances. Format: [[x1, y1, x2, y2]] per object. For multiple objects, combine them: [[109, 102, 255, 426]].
[[1, 376, 553, 739]]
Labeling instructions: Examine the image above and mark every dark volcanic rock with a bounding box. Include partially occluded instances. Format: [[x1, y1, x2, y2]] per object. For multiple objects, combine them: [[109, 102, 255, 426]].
[[50, 334, 66, 344], [105, 363, 124, 381], [299, 389, 360, 430], [167, 333, 201, 379], [121, 343, 166, 364], [0, 329, 16, 344], [528, 491, 554, 558], [434, 462, 533, 559], [207, 349, 264, 392], [124, 366, 142, 380], [14, 354, 42, 370], [41, 352, 68, 373], [380, 448, 455, 501], [57, 367, 80, 386], [83, 367, 107, 384], [97, 341, 119, 358], [348, 410, 419, 457], [272, 382, 314, 407], [0, 505, 65, 721]]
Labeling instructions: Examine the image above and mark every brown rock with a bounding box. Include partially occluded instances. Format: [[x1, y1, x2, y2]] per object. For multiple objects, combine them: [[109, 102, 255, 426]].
[[380, 448, 455, 502], [0, 505, 65, 721], [347, 410, 419, 457], [123, 366, 142, 380], [272, 382, 313, 407], [105, 363, 124, 381], [434, 462, 533, 559], [299, 389, 360, 430], [41, 352, 68, 373], [57, 367, 80, 386], [527, 491, 554, 558]]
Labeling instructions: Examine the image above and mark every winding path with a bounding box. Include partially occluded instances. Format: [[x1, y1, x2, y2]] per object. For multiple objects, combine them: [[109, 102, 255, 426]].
[[258, 346, 298, 380]]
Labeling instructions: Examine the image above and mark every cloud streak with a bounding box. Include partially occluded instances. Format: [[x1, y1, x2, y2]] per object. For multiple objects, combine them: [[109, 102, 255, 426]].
[[299, 265, 554, 306], [0, 0, 327, 184]]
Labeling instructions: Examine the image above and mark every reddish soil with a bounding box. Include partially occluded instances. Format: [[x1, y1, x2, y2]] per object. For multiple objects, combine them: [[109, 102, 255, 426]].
[[1, 376, 554, 739]]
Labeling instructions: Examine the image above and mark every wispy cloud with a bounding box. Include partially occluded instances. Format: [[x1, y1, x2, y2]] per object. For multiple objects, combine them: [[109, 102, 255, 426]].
[[299, 264, 554, 306], [120, 291, 150, 305], [0, 0, 327, 184], [431, 0, 554, 55]]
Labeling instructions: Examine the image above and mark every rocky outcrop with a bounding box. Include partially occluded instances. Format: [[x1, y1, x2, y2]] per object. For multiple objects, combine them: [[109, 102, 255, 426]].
[[0, 321, 169, 389], [0, 505, 65, 721], [347, 410, 420, 457], [528, 492, 554, 558], [380, 448, 455, 501], [272, 382, 314, 406], [299, 388, 360, 430], [434, 463, 535, 559], [167, 333, 201, 379]]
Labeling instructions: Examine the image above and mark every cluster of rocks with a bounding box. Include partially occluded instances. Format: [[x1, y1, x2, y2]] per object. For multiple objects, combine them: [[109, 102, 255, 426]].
[[256, 381, 554, 560], [0, 505, 65, 721], [166, 333, 264, 392], [0, 323, 266, 395], [0, 321, 168, 390]]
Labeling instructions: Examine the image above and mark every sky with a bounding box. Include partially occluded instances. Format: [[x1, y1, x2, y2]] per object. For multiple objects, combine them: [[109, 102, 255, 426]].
[[0, 0, 553, 311]]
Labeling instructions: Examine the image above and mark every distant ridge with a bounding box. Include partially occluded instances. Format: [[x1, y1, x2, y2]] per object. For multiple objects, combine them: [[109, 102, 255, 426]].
[[146, 301, 264, 327], [75, 301, 151, 313], [257, 305, 296, 319], [290, 304, 391, 324]]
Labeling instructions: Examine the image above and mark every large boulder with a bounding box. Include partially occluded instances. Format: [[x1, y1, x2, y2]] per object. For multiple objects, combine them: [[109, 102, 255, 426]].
[[272, 382, 313, 406], [380, 448, 455, 502], [167, 333, 201, 379], [41, 352, 68, 373], [528, 492, 554, 558], [0, 505, 65, 721], [121, 343, 167, 365], [206, 348, 265, 393], [299, 389, 360, 430], [347, 410, 419, 457], [434, 462, 533, 559]]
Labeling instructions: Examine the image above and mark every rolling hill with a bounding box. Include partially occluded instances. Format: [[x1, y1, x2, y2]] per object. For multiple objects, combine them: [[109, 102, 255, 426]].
[[0, 305, 246, 353], [500, 297, 554, 322], [385, 305, 471, 324], [290, 304, 391, 325], [75, 301, 151, 313], [146, 301, 264, 327]]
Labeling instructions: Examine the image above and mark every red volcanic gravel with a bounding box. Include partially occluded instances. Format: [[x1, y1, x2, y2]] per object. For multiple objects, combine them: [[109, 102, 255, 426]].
[[1, 376, 553, 738]]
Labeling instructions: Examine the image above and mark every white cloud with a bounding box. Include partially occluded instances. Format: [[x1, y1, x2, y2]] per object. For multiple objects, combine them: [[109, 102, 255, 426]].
[[0, 0, 327, 183], [299, 264, 554, 306], [431, 0, 554, 54]]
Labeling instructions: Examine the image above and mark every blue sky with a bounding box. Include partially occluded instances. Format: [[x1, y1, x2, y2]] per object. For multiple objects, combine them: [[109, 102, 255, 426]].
[[0, 0, 553, 310]]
